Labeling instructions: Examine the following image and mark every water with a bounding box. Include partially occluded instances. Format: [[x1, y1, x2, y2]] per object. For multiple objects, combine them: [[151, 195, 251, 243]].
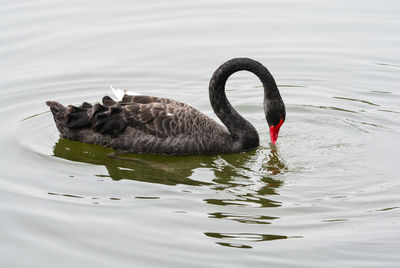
[[1, 0, 400, 267]]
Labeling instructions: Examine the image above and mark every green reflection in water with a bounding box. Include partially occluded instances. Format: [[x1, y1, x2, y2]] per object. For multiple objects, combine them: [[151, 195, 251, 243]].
[[204, 196, 280, 207], [209, 212, 278, 224], [53, 138, 292, 247], [53, 138, 287, 208], [53, 139, 287, 187], [205, 232, 288, 241], [378, 109, 400, 114], [54, 138, 214, 186], [203, 147, 290, 248], [322, 219, 348, 222], [263, 147, 288, 175], [205, 147, 285, 208], [205, 232, 291, 249], [216, 242, 252, 249], [48, 192, 84, 199]]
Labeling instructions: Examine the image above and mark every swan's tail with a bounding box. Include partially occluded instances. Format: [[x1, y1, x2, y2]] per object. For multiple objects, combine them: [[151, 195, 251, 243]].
[[46, 101, 68, 134], [110, 86, 141, 101]]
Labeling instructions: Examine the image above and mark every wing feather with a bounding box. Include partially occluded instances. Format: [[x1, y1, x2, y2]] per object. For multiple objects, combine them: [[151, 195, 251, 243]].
[[62, 94, 222, 140]]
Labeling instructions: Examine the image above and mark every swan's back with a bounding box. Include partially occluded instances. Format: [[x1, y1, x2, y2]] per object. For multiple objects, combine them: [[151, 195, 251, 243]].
[[47, 94, 232, 155]]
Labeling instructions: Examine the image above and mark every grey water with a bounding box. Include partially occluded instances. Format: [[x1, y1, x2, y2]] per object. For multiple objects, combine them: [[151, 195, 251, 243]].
[[1, 0, 400, 267]]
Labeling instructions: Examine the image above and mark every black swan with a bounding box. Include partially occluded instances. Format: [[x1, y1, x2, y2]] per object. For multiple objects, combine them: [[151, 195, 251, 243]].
[[47, 58, 286, 155]]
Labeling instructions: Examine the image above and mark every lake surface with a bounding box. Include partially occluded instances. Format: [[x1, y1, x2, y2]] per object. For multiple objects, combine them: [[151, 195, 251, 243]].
[[1, 0, 400, 267]]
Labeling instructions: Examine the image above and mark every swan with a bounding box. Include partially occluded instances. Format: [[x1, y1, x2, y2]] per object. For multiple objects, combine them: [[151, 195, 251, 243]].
[[46, 58, 286, 155]]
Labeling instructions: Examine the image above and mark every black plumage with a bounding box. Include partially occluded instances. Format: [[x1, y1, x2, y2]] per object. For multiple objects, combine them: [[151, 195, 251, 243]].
[[47, 58, 286, 155]]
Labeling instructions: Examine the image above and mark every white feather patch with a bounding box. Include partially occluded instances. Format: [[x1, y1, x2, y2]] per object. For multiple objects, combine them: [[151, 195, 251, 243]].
[[110, 86, 141, 101]]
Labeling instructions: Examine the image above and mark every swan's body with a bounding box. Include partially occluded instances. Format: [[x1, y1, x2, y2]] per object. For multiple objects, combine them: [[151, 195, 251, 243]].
[[47, 58, 285, 155]]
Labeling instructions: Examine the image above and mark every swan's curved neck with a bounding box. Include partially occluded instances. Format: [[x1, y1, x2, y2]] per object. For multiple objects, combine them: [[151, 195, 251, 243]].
[[209, 58, 280, 150]]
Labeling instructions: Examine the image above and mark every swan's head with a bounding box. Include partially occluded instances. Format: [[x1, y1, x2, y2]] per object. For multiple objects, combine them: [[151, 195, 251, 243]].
[[265, 99, 286, 145]]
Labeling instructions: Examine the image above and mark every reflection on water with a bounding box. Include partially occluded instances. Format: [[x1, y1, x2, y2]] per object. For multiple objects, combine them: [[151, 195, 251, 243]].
[[204, 232, 292, 249], [333, 96, 380, 107], [208, 212, 278, 224], [203, 148, 286, 248], [53, 138, 287, 187], [54, 138, 210, 186], [303, 104, 358, 113], [378, 109, 400, 114], [53, 138, 289, 248], [205, 232, 288, 242], [374, 62, 400, 68], [48, 191, 122, 203], [48, 192, 84, 199], [263, 147, 287, 175], [205, 147, 285, 209]]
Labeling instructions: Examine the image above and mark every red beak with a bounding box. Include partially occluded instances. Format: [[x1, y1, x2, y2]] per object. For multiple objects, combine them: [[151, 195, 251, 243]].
[[269, 119, 284, 145]]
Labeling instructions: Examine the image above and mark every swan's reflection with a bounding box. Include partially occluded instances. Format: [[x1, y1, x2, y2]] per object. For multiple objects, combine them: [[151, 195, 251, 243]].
[[263, 146, 288, 175], [203, 146, 290, 248], [53, 139, 286, 186], [53, 138, 213, 186], [204, 232, 289, 249], [205, 146, 286, 208], [53, 138, 289, 248]]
